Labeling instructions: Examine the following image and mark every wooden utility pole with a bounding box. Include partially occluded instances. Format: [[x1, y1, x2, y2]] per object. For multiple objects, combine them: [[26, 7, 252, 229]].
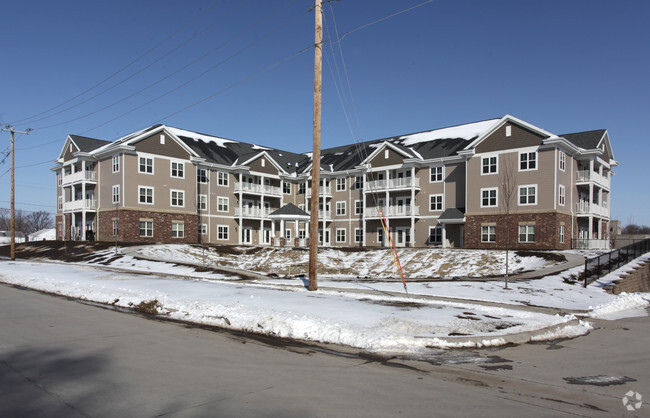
[[1, 125, 32, 261], [308, 0, 323, 291]]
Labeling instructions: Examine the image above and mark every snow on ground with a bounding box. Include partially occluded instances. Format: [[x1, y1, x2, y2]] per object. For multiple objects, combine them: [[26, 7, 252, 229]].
[[1, 246, 647, 353]]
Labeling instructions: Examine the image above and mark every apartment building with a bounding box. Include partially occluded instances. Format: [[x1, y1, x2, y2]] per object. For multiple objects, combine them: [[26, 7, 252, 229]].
[[53, 115, 617, 250]]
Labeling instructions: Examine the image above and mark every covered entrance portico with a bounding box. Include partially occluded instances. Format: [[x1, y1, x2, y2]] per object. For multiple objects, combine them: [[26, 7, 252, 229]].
[[268, 203, 311, 247], [436, 208, 465, 248]]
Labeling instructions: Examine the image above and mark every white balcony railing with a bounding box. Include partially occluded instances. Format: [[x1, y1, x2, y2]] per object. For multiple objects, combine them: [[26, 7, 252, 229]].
[[573, 239, 610, 250], [365, 206, 420, 218], [235, 183, 281, 197], [306, 186, 332, 198], [576, 170, 610, 189], [576, 202, 609, 217], [366, 177, 420, 192], [62, 170, 97, 185], [235, 207, 271, 218], [62, 199, 96, 212]]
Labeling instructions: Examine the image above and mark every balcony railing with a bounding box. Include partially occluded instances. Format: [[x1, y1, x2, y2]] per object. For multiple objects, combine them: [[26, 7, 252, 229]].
[[235, 207, 271, 218], [365, 206, 419, 218], [573, 239, 610, 250], [576, 170, 610, 189], [62, 171, 97, 185], [365, 177, 420, 192], [62, 199, 96, 212], [576, 202, 609, 217], [235, 183, 281, 197], [306, 186, 332, 198]]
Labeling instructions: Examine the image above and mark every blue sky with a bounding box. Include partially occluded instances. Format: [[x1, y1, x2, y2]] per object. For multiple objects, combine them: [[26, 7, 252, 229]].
[[1, 0, 648, 226]]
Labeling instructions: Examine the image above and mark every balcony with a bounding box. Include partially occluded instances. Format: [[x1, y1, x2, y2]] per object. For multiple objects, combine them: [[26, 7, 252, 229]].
[[235, 207, 271, 219], [235, 183, 281, 197], [576, 170, 610, 189], [62, 170, 97, 185], [306, 186, 332, 198], [365, 206, 419, 218], [576, 202, 609, 217], [63, 199, 96, 212], [365, 177, 420, 192]]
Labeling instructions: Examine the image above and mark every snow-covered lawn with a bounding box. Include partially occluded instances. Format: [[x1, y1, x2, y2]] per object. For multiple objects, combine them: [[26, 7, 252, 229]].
[[0, 246, 647, 353]]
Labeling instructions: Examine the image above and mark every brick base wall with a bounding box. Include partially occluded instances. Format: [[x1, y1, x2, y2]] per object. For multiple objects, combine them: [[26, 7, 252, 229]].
[[465, 212, 574, 251], [97, 209, 198, 244]]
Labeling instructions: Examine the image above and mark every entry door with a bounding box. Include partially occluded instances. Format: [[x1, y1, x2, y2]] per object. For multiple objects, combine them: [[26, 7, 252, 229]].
[[242, 227, 252, 244], [395, 227, 409, 247], [263, 228, 271, 245], [319, 229, 330, 246]]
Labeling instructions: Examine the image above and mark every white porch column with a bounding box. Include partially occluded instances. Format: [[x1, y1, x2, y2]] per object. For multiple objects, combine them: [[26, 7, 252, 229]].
[[271, 220, 276, 244], [280, 219, 285, 243], [294, 220, 299, 244], [442, 225, 448, 248]]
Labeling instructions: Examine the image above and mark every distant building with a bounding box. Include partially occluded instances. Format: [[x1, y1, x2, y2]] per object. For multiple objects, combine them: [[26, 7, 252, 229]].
[[28, 228, 56, 241], [0, 231, 26, 244], [52, 115, 617, 250]]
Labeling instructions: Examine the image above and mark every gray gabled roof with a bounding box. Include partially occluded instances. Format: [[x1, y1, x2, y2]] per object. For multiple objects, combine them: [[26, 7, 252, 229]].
[[269, 203, 309, 218], [69, 135, 111, 153], [437, 208, 466, 223], [560, 129, 606, 150]]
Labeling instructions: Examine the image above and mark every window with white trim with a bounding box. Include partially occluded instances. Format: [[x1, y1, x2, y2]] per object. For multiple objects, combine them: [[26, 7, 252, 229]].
[[481, 225, 496, 242], [217, 172, 229, 186], [429, 194, 443, 211], [430, 166, 443, 182], [171, 161, 184, 178], [354, 176, 363, 189], [336, 201, 346, 216], [217, 197, 229, 212], [283, 182, 291, 194], [519, 151, 537, 171], [355, 200, 363, 215], [336, 228, 346, 243], [139, 157, 153, 174], [429, 226, 442, 244], [336, 177, 346, 191], [170, 190, 184, 207], [172, 222, 184, 238], [112, 185, 120, 204], [57, 172, 62, 186], [197, 168, 208, 183], [560, 225, 565, 243], [354, 228, 363, 243], [285, 229, 292, 240], [112, 155, 120, 173], [58, 196, 63, 210], [217, 225, 229, 240], [559, 185, 565, 206], [139, 220, 153, 237], [481, 188, 498, 207], [139, 186, 153, 204], [519, 185, 537, 206], [112, 219, 119, 236], [519, 224, 535, 242], [559, 151, 566, 172], [198, 194, 207, 211], [482, 156, 497, 174], [298, 183, 306, 194], [299, 229, 306, 239]]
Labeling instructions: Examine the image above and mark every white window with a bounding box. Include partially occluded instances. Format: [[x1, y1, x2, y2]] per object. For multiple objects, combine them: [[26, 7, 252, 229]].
[[505, 125, 512, 137], [197, 168, 208, 183], [560, 225, 565, 243], [336, 177, 346, 191], [519, 185, 537, 206], [139, 220, 153, 237], [519, 225, 535, 242], [139, 157, 153, 174], [298, 183, 306, 194], [217, 225, 229, 240], [112, 185, 120, 204], [429, 226, 442, 244], [354, 176, 363, 189], [283, 182, 291, 194], [481, 225, 496, 242], [377, 228, 384, 244], [200, 224, 208, 235], [57, 172, 62, 186], [481, 188, 498, 208], [559, 151, 566, 172], [355, 200, 363, 215], [172, 222, 184, 238], [482, 156, 497, 174], [217, 197, 229, 212], [139, 186, 153, 204], [354, 228, 363, 243], [336, 201, 346, 216], [112, 219, 119, 236], [160, 135, 165, 145], [519, 151, 537, 171], [384, 149, 389, 159], [112, 155, 120, 173], [285, 229, 292, 240], [429, 194, 443, 211], [430, 166, 443, 182], [170, 190, 185, 207], [171, 161, 184, 178], [559, 185, 565, 206], [217, 172, 229, 186], [58, 196, 63, 210], [198, 194, 207, 211], [299, 229, 306, 239], [336, 228, 346, 243]]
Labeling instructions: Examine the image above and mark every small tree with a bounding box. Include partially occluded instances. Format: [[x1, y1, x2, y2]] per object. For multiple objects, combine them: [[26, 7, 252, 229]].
[[27, 210, 53, 235], [499, 157, 517, 289]]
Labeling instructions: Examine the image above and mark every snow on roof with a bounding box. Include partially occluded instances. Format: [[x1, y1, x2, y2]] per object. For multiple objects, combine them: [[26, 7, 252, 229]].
[[398, 119, 500, 146], [251, 144, 271, 150], [167, 127, 235, 148]]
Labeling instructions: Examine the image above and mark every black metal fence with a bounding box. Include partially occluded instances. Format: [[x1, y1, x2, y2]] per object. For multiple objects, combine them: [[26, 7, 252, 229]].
[[584, 238, 650, 287]]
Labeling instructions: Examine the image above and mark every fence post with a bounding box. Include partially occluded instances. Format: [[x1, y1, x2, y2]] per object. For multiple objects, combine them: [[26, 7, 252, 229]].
[[584, 259, 588, 288]]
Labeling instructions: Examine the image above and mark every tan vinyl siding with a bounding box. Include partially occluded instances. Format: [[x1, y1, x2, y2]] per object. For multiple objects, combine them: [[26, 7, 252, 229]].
[[368, 147, 405, 167], [248, 156, 280, 175], [134, 132, 191, 159], [475, 123, 545, 154]]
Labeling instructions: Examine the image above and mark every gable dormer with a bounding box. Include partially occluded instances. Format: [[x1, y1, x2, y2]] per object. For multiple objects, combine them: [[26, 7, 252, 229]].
[[62, 139, 79, 161], [132, 130, 193, 160], [244, 152, 285, 175], [475, 122, 547, 154], [365, 142, 411, 168]]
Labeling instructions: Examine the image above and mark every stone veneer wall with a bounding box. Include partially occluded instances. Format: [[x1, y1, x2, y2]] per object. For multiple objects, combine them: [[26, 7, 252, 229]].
[[465, 212, 574, 251], [97, 209, 198, 244]]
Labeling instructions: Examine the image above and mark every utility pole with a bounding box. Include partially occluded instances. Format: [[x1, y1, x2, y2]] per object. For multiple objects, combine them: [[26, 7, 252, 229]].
[[1, 125, 32, 261], [308, 0, 323, 291]]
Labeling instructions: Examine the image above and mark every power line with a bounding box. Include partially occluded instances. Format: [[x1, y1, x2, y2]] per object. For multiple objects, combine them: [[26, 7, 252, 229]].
[[8, 0, 223, 126]]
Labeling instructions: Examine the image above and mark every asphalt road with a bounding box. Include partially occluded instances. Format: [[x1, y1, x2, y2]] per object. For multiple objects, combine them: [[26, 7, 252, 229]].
[[0, 283, 647, 417]]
